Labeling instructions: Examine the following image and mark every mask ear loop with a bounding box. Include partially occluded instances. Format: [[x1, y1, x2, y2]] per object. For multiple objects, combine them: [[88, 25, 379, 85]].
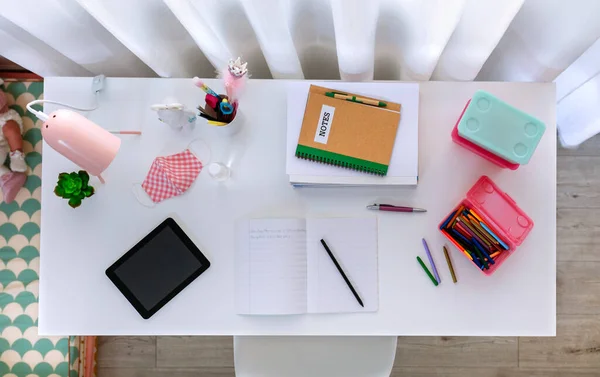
[[131, 183, 156, 208], [187, 138, 212, 166]]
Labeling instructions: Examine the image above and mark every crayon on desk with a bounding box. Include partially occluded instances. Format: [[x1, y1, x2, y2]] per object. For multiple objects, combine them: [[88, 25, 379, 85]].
[[443, 246, 457, 283], [422, 238, 440, 283], [417, 256, 438, 287]]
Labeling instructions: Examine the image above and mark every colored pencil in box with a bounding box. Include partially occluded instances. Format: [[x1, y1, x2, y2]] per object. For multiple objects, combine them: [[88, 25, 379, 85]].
[[472, 238, 495, 265], [465, 214, 499, 243], [440, 210, 456, 229], [457, 218, 492, 249], [448, 229, 485, 270], [448, 205, 463, 228], [442, 230, 472, 261], [466, 208, 509, 248], [469, 209, 483, 222], [480, 222, 509, 250]]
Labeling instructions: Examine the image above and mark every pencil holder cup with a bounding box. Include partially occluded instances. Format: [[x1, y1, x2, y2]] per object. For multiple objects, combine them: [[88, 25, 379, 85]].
[[438, 176, 534, 276], [209, 109, 243, 137], [451, 91, 546, 170]]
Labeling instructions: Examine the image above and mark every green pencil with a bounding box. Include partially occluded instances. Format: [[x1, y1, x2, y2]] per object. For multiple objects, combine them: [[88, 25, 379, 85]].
[[417, 256, 438, 286], [325, 92, 387, 107]]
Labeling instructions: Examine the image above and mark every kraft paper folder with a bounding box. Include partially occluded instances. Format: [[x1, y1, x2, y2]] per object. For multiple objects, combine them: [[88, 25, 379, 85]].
[[295, 85, 401, 176]]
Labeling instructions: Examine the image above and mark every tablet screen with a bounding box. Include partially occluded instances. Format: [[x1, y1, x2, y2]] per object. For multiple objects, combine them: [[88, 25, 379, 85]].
[[106, 218, 210, 319]]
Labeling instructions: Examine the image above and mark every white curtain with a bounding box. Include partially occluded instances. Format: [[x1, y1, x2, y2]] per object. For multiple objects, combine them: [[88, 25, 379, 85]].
[[1, 0, 599, 145]]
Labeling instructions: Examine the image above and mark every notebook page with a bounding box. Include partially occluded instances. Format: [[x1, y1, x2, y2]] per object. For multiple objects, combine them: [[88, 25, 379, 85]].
[[306, 217, 378, 313], [235, 219, 308, 315]]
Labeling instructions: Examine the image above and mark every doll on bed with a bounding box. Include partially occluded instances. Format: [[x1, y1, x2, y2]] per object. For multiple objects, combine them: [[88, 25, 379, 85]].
[[0, 79, 26, 203]]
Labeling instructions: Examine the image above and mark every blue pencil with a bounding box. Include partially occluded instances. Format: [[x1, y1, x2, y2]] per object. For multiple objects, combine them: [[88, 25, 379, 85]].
[[471, 254, 484, 270], [440, 211, 456, 229], [480, 222, 509, 250], [472, 238, 495, 265], [451, 229, 472, 247], [422, 238, 441, 283]]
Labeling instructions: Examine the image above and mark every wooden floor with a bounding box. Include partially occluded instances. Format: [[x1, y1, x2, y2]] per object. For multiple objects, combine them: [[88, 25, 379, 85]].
[[97, 136, 600, 377]]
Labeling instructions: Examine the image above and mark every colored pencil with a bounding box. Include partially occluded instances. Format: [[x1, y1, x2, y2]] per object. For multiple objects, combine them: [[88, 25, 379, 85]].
[[417, 256, 438, 286], [208, 120, 228, 126], [443, 246, 457, 283], [469, 209, 483, 222], [472, 238, 495, 265], [422, 238, 440, 283], [466, 215, 500, 247], [471, 254, 484, 270], [447, 205, 464, 228], [460, 220, 494, 250], [454, 222, 472, 239], [440, 212, 455, 229], [480, 222, 509, 250], [442, 230, 473, 260], [471, 241, 488, 269]]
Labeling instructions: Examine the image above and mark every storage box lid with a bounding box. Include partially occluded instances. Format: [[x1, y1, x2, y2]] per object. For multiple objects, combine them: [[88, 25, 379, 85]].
[[466, 176, 533, 245], [457, 90, 546, 165]]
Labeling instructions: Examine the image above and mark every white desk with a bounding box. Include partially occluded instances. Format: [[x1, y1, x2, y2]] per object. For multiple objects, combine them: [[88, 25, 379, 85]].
[[39, 78, 556, 336]]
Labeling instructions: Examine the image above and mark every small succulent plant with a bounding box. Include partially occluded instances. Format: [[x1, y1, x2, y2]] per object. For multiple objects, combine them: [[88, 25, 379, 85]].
[[54, 170, 95, 208]]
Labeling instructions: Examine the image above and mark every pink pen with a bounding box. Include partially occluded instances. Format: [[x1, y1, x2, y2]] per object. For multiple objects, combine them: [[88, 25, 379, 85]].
[[367, 204, 427, 213]]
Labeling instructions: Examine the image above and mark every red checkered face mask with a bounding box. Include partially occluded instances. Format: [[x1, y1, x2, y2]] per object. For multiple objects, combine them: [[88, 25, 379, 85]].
[[140, 149, 203, 203]]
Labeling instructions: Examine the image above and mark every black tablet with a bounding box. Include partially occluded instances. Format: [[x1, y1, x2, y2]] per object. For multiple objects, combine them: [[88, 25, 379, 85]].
[[106, 218, 210, 319]]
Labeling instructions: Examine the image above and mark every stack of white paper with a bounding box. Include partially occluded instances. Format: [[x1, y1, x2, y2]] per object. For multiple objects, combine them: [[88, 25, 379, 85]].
[[286, 81, 420, 186]]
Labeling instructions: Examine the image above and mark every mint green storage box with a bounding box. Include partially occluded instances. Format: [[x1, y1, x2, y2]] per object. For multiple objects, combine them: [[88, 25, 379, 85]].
[[457, 90, 546, 165]]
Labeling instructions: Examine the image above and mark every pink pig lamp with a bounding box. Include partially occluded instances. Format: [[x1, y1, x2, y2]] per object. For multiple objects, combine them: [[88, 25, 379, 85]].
[[27, 99, 140, 183]]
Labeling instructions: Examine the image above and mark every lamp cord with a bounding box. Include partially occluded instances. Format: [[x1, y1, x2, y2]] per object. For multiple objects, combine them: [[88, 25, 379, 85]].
[[26, 91, 100, 122]]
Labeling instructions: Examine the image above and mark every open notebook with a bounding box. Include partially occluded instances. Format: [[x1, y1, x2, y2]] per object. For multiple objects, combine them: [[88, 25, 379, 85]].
[[235, 217, 378, 315]]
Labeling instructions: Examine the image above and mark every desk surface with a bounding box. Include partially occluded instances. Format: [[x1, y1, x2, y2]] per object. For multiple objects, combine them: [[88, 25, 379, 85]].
[[39, 78, 556, 336]]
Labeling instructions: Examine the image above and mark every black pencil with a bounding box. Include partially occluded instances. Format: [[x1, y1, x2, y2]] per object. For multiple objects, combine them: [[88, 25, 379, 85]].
[[319, 239, 364, 307], [198, 112, 218, 122]]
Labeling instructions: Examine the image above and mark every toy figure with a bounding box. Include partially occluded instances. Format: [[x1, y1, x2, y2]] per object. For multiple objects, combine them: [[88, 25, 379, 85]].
[[0, 79, 26, 203]]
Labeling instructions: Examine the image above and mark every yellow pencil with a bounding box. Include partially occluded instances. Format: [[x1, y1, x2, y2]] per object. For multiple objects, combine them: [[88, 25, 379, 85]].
[[207, 120, 228, 126], [469, 209, 483, 222], [443, 246, 457, 283]]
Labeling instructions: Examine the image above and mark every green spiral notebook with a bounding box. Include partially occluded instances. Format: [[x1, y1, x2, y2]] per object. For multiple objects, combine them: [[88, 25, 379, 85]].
[[295, 85, 401, 175]]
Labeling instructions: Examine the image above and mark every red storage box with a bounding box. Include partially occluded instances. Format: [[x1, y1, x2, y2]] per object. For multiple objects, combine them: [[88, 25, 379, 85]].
[[438, 176, 533, 275], [451, 100, 520, 170]]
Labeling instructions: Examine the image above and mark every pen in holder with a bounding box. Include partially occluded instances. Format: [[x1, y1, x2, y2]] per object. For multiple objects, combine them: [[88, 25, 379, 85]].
[[193, 80, 243, 136], [193, 57, 249, 137]]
